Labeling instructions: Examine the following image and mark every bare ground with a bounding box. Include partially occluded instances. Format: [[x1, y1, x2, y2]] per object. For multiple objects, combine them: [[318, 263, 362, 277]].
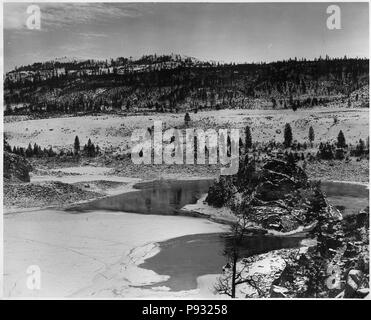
[[3, 181, 103, 212]]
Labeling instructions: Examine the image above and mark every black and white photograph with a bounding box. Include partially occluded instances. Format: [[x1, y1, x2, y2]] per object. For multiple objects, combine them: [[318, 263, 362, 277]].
[[1, 1, 370, 301]]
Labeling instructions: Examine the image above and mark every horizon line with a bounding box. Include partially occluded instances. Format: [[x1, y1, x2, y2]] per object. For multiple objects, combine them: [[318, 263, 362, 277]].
[[7, 53, 370, 72]]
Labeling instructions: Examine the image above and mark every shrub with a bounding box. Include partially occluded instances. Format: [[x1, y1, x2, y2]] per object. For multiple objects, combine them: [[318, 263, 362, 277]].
[[206, 177, 236, 208]]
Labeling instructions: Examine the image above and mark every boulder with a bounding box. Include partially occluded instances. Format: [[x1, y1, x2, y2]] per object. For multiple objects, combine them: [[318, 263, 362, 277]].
[[344, 269, 364, 297], [356, 288, 369, 298], [270, 285, 289, 298]]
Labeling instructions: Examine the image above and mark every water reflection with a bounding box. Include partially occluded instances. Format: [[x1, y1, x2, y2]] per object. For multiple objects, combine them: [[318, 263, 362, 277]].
[[70, 179, 369, 218], [321, 181, 369, 216], [67, 179, 368, 292], [70, 179, 214, 214]]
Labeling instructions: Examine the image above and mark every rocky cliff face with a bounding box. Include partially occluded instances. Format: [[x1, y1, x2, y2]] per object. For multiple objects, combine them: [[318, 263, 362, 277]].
[[3, 151, 32, 182], [250, 160, 341, 232], [254, 159, 308, 201], [269, 207, 369, 298], [209, 158, 368, 298], [207, 158, 340, 233]]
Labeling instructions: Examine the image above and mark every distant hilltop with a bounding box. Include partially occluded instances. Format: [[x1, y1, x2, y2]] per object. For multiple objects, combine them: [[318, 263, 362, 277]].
[[6, 54, 217, 80], [4, 55, 369, 116]]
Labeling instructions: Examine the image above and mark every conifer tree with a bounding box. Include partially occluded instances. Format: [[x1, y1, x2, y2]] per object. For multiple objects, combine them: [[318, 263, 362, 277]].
[[284, 123, 293, 148], [309, 126, 315, 147], [74, 136, 80, 155], [245, 126, 252, 150], [337, 130, 346, 148]]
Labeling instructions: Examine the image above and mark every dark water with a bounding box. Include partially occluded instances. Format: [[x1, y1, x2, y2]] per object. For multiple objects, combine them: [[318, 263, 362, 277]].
[[68, 178, 368, 292], [70, 179, 368, 218], [133, 180, 366, 292], [321, 181, 369, 217], [139, 232, 305, 291], [70, 179, 214, 214]]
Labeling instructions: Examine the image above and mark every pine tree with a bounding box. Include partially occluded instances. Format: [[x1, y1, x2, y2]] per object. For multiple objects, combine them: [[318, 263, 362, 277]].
[[309, 126, 315, 147], [284, 123, 293, 148], [287, 152, 296, 165], [33, 143, 39, 157], [91, 143, 96, 157], [26, 143, 33, 157], [48, 146, 55, 157], [87, 138, 92, 157], [74, 136, 80, 155], [245, 126, 252, 149], [227, 135, 231, 157], [356, 139, 365, 156], [337, 130, 346, 148], [85, 138, 97, 157], [19, 147, 25, 157], [184, 112, 191, 126]]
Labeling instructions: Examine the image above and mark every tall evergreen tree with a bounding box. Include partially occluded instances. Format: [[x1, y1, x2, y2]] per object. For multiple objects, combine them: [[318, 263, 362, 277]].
[[284, 123, 293, 148], [337, 130, 346, 148], [184, 112, 191, 126], [309, 126, 315, 147], [245, 126, 252, 149], [26, 143, 33, 157], [33, 143, 39, 157], [74, 136, 80, 155], [87, 138, 93, 157]]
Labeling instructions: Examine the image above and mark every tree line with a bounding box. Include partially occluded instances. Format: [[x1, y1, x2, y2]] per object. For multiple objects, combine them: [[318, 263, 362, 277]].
[[4, 136, 100, 159], [5, 57, 368, 115]]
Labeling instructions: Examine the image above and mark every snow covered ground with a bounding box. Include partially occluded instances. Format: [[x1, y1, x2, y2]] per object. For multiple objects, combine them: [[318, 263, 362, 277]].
[[31, 166, 142, 196], [3, 209, 228, 298], [4, 107, 369, 151]]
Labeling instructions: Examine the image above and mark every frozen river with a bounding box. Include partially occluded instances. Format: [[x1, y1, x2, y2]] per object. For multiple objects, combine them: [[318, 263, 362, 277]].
[[3, 179, 368, 297]]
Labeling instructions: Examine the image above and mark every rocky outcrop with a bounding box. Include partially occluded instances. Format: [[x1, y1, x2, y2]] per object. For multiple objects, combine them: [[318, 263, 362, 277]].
[[255, 160, 308, 201], [268, 207, 369, 298], [3, 151, 32, 182], [248, 160, 340, 233], [207, 158, 341, 233]]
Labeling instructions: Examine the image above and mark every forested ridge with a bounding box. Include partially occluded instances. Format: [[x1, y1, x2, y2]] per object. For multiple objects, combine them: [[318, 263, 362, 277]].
[[4, 55, 369, 115]]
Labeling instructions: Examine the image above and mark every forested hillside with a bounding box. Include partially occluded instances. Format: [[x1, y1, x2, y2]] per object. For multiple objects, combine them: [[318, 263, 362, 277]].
[[4, 55, 369, 116]]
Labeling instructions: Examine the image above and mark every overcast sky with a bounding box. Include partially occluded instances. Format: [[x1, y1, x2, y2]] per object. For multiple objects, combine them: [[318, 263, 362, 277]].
[[3, 2, 369, 71]]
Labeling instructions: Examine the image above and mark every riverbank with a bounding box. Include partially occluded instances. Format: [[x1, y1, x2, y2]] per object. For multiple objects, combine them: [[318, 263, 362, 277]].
[[3, 166, 142, 213], [25, 154, 370, 183]]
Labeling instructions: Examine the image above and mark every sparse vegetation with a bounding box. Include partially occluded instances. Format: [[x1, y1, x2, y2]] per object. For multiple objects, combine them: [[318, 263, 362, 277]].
[[4, 56, 369, 116]]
